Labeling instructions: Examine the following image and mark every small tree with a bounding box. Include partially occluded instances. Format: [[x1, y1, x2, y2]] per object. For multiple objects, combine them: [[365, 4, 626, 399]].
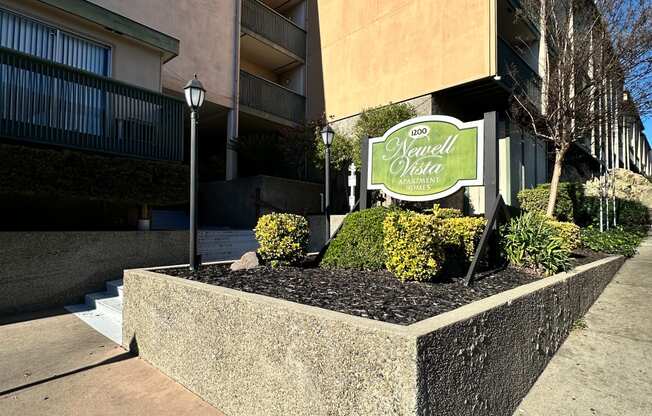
[[510, 0, 652, 217], [314, 103, 417, 169]]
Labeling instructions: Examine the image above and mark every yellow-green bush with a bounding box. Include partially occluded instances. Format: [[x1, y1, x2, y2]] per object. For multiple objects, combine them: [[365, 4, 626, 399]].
[[383, 211, 444, 282], [430, 204, 463, 219], [547, 220, 581, 251], [440, 217, 487, 260], [254, 213, 309, 266]]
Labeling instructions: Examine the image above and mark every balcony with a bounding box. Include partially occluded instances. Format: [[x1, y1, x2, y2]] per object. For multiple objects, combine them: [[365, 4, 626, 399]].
[[241, 0, 306, 60], [239, 70, 305, 125], [0, 47, 184, 161], [498, 37, 542, 108], [508, 0, 541, 32]]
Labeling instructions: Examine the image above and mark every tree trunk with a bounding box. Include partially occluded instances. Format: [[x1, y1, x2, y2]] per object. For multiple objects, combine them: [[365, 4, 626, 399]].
[[546, 145, 569, 218]]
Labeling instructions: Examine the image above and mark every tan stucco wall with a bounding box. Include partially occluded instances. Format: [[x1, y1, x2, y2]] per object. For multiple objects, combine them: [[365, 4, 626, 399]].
[[0, 0, 163, 92], [92, 0, 237, 109], [311, 0, 496, 121]]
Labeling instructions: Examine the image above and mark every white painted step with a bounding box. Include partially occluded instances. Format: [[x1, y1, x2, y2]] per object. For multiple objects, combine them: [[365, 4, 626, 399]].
[[66, 279, 123, 345]]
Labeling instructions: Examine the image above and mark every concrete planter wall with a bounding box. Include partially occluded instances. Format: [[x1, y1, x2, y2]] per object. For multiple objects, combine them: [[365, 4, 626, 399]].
[[123, 256, 623, 416], [0, 231, 188, 317]]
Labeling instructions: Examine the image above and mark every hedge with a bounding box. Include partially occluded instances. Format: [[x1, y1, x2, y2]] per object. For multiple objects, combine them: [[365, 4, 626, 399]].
[[0, 142, 189, 205], [255, 213, 310, 266], [517, 182, 578, 221], [320, 206, 390, 270]]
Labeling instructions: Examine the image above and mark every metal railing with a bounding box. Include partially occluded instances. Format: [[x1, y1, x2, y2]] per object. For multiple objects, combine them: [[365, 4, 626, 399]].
[[498, 37, 542, 106], [239, 70, 305, 124], [241, 0, 306, 59], [0, 47, 184, 161]]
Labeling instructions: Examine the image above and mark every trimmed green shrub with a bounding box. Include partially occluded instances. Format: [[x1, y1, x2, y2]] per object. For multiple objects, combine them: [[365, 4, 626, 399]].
[[254, 213, 310, 266], [320, 207, 390, 270], [383, 211, 444, 282], [547, 220, 581, 251], [517, 182, 578, 221], [502, 212, 571, 276], [430, 204, 463, 219], [440, 216, 486, 259], [581, 226, 645, 257]]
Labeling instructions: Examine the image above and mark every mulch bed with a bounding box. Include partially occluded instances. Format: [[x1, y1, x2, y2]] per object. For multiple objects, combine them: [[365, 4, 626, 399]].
[[163, 249, 608, 326]]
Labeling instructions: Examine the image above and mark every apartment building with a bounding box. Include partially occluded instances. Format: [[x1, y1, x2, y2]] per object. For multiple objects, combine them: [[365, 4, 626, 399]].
[[2, 0, 649, 229], [0, 0, 188, 229]]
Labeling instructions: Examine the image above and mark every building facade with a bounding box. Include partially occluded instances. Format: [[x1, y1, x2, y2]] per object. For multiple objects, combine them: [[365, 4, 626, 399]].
[[1, 0, 650, 230]]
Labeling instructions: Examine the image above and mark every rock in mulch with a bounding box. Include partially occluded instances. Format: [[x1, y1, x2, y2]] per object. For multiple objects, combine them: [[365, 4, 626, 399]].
[[230, 251, 260, 271]]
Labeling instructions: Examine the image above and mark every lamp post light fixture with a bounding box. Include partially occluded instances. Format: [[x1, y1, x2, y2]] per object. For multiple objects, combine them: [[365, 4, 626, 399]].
[[321, 124, 335, 242], [184, 74, 206, 271]]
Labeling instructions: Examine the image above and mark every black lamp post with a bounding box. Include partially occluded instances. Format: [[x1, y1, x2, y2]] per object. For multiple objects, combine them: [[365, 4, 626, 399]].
[[321, 125, 335, 242], [184, 74, 206, 271]]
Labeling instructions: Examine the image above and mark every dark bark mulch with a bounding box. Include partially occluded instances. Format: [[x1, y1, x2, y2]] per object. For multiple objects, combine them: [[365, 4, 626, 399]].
[[163, 250, 608, 326]]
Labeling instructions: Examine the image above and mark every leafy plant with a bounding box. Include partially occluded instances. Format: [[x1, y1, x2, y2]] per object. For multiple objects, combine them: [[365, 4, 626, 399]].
[[517, 183, 577, 221], [502, 212, 571, 276], [320, 207, 391, 270], [254, 213, 310, 266], [383, 210, 444, 282], [581, 226, 645, 257], [547, 220, 581, 251], [430, 204, 463, 219]]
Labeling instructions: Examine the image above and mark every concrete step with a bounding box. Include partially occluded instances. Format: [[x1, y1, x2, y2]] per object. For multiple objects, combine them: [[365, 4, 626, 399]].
[[106, 279, 123, 299], [66, 279, 124, 345]]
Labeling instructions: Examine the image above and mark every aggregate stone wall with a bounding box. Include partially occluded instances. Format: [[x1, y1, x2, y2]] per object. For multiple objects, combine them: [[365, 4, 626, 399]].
[[413, 256, 624, 415], [0, 231, 187, 317], [123, 256, 623, 416]]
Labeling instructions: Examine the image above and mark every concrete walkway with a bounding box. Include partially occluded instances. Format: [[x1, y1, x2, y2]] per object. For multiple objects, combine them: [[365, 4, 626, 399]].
[[515, 236, 652, 416], [0, 309, 225, 416]]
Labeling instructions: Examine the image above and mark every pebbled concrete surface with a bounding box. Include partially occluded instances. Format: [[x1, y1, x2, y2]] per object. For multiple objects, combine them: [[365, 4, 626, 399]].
[[515, 236, 652, 416], [0, 309, 224, 416]]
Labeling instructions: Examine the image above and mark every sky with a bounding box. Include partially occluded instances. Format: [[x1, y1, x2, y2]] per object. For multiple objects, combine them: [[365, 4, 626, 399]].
[[644, 117, 652, 144]]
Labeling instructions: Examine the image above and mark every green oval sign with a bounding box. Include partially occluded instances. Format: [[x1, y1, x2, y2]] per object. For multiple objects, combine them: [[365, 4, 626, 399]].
[[367, 115, 484, 201]]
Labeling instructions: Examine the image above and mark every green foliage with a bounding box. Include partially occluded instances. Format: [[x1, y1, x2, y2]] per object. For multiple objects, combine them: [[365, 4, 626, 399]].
[[439, 217, 487, 273], [315, 103, 417, 169], [517, 182, 576, 221], [547, 220, 581, 251], [502, 212, 571, 276], [581, 226, 645, 257], [430, 204, 463, 219], [353, 103, 418, 139], [617, 199, 650, 226], [383, 211, 444, 282], [254, 213, 310, 266], [320, 207, 390, 270], [0, 143, 188, 205]]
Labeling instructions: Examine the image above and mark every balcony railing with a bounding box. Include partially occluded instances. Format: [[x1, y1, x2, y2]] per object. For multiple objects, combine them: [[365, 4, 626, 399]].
[[498, 37, 542, 107], [509, 0, 541, 30], [241, 0, 306, 60], [0, 47, 184, 161], [239, 70, 305, 125]]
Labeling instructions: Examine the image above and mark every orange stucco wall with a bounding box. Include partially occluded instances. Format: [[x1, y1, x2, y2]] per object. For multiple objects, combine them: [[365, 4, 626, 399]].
[[311, 0, 496, 121]]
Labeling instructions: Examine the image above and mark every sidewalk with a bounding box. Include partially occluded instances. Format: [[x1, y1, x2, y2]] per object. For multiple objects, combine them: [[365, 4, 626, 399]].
[[0, 309, 225, 416], [515, 236, 652, 416]]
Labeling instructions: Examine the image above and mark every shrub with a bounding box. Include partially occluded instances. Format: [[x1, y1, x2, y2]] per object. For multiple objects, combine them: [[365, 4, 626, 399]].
[[383, 211, 444, 282], [581, 226, 645, 257], [320, 207, 390, 270], [439, 217, 487, 271], [430, 204, 463, 219], [617, 199, 650, 226], [517, 182, 577, 221], [502, 212, 571, 276], [254, 213, 310, 266], [547, 220, 581, 251]]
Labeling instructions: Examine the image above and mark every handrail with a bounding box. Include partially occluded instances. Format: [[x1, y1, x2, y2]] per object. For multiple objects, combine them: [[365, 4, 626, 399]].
[[239, 70, 305, 124], [0, 46, 184, 161], [241, 0, 306, 59]]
